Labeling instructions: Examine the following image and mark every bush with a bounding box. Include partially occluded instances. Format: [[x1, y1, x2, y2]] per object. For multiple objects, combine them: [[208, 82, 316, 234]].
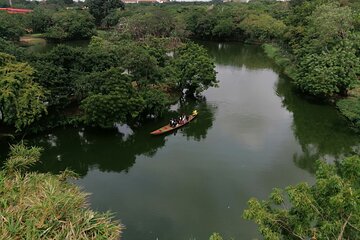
[[0, 144, 122, 239]]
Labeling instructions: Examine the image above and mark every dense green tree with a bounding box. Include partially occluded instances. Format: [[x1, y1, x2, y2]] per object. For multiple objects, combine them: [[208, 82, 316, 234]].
[[244, 155, 360, 240], [32, 61, 74, 107], [0, 38, 26, 60], [42, 44, 84, 70], [46, 10, 96, 40], [173, 43, 217, 95], [30, 45, 86, 109], [0, 53, 47, 131], [27, 7, 53, 33], [302, 2, 354, 53], [239, 13, 286, 42], [186, 9, 217, 39], [295, 41, 360, 98], [86, 0, 124, 26], [117, 10, 185, 40], [212, 18, 235, 39], [123, 44, 160, 84], [0, 12, 25, 41], [82, 46, 121, 72], [80, 68, 144, 127], [139, 88, 169, 117]]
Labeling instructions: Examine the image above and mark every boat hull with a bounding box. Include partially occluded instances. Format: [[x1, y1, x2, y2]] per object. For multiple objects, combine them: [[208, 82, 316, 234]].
[[150, 114, 197, 135]]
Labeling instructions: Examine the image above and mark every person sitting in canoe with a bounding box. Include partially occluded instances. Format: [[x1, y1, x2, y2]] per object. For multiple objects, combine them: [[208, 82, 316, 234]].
[[192, 110, 198, 116], [170, 118, 177, 128], [182, 113, 186, 122], [169, 119, 174, 127], [179, 113, 186, 124], [177, 115, 182, 124]]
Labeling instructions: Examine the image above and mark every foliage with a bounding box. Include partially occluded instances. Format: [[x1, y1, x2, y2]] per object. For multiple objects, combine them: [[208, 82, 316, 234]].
[[0, 12, 25, 41], [185, 8, 217, 39], [0, 52, 47, 131], [337, 97, 360, 128], [244, 155, 360, 240], [32, 61, 74, 107], [294, 41, 360, 98], [80, 68, 145, 127], [0, 144, 122, 239], [123, 43, 159, 84], [139, 88, 170, 117], [115, 10, 187, 40], [212, 18, 235, 39], [209, 232, 223, 240], [303, 2, 354, 52], [45, 10, 96, 40], [239, 13, 286, 42], [86, 0, 124, 26], [4, 144, 42, 174], [15, 34, 215, 129], [27, 7, 54, 34], [173, 42, 217, 95], [0, 38, 26, 60]]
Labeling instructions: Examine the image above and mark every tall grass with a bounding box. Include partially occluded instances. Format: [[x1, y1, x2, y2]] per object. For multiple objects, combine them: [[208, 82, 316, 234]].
[[0, 144, 122, 239]]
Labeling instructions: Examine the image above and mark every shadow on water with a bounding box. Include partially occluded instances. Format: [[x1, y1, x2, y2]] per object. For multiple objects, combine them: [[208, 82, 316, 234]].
[[0, 98, 216, 176], [275, 75, 360, 173], [174, 96, 217, 141]]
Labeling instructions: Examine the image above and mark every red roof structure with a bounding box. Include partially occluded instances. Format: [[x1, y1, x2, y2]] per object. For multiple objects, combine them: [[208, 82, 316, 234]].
[[0, 8, 33, 14]]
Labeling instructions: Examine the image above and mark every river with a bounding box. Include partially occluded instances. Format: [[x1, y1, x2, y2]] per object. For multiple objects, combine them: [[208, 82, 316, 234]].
[[3, 42, 360, 239]]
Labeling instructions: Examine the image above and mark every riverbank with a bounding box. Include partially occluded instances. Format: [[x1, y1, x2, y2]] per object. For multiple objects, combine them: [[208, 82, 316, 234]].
[[262, 43, 360, 131], [20, 34, 46, 45]]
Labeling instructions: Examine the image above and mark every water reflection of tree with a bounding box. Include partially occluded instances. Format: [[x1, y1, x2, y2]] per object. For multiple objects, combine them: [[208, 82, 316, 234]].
[[201, 41, 277, 70], [29, 126, 167, 176], [177, 97, 216, 141], [27, 98, 215, 176], [276, 75, 360, 173]]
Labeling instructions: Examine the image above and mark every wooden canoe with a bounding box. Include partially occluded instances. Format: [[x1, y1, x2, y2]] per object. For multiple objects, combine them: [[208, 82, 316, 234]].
[[150, 114, 197, 135]]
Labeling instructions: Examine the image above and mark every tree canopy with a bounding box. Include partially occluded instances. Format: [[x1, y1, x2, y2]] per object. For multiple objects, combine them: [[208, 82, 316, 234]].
[[244, 156, 360, 240], [173, 42, 217, 95], [0, 52, 47, 131], [46, 10, 96, 40], [86, 0, 124, 26]]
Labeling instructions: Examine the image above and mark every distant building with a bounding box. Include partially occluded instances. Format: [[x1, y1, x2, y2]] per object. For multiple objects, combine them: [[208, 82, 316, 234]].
[[169, 0, 212, 2], [123, 0, 168, 3]]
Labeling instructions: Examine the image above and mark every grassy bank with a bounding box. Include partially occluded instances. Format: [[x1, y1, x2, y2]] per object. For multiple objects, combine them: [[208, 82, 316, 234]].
[[0, 144, 122, 239], [262, 43, 296, 79], [337, 84, 360, 130]]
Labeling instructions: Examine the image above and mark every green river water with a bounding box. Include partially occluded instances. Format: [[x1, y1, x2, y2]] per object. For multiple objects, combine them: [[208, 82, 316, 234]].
[[2, 42, 360, 239]]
